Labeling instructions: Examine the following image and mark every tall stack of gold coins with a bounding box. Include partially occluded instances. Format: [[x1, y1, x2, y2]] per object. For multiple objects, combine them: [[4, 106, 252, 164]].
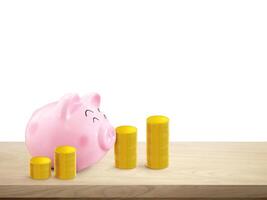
[[30, 156, 51, 179], [147, 115, 169, 169], [54, 146, 76, 179], [115, 126, 137, 169]]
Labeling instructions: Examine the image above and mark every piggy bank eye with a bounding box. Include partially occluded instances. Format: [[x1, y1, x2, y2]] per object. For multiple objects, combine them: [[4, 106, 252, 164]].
[[93, 117, 99, 123], [85, 109, 94, 117], [85, 109, 99, 123]]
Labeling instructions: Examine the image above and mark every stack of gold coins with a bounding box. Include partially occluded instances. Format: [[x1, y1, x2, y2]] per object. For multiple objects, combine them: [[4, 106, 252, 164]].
[[115, 126, 137, 169], [54, 146, 76, 179], [147, 115, 169, 169], [30, 156, 51, 180]]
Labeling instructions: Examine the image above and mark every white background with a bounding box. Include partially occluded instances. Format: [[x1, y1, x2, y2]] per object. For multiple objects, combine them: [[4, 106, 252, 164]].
[[0, 0, 267, 141]]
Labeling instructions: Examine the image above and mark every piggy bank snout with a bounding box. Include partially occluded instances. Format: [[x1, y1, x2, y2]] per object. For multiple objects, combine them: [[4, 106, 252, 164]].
[[98, 124, 116, 151]]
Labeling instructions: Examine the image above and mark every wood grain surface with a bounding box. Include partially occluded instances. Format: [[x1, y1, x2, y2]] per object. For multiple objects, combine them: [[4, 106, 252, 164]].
[[0, 142, 267, 199]]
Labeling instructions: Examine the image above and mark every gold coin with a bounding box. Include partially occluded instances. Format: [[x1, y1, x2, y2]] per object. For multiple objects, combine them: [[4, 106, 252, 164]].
[[115, 126, 137, 169], [54, 146, 76, 179], [30, 156, 51, 180], [147, 115, 169, 169]]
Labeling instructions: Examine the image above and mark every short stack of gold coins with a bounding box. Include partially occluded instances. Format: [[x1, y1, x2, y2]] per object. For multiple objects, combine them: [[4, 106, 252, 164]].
[[115, 126, 137, 169], [30, 156, 51, 180], [54, 146, 76, 179], [147, 115, 169, 169]]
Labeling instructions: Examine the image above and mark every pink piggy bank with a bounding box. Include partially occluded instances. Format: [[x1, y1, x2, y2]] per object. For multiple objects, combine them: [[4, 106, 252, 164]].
[[25, 93, 116, 171]]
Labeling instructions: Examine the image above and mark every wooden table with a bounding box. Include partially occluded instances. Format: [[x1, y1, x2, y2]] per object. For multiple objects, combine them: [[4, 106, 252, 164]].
[[0, 142, 267, 199]]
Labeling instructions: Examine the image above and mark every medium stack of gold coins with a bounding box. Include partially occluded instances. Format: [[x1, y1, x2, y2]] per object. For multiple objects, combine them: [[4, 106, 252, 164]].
[[115, 126, 137, 169], [54, 146, 76, 179], [30, 156, 51, 179], [147, 115, 169, 169]]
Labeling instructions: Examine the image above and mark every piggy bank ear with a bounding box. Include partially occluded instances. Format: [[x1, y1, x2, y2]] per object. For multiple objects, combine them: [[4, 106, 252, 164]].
[[83, 93, 101, 108], [57, 93, 82, 120]]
